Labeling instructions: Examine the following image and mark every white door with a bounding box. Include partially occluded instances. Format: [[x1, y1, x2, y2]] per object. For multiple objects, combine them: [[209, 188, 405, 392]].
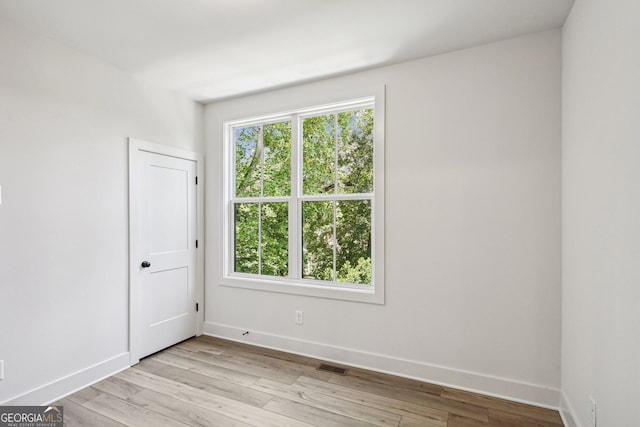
[[129, 139, 200, 363]]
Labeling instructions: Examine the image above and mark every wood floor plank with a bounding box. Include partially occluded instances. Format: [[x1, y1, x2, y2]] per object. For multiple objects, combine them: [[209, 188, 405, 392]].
[[137, 357, 273, 407], [65, 386, 104, 405], [399, 414, 447, 427], [126, 388, 253, 427], [177, 338, 227, 355], [191, 334, 236, 349], [295, 376, 448, 426], [82, 392, 191, 427], [329, 373, 489, 422], [345, 367, 443, 396], [487, 408, 564, 427], [264, 396, 378, 427], [57, 398, 127, 427], [165, 346, 300, 384], [446, 413, 494, 427], [116, 367, 312, 427], [220, 348, 319, 378], [151, 349, 260, 387], [214, 351, 309, 382], [200, 336, 319, 366], [222, 346, 335, 382], [92, 376, 143, 400], [442, 389, 562, 425], [251, 377, 403, 427]]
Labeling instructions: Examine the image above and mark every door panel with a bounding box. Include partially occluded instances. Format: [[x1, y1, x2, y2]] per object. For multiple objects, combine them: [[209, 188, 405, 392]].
[[149, 165, 189, 253], [130, 141, 198, 362], [150, 267, 189, 326]]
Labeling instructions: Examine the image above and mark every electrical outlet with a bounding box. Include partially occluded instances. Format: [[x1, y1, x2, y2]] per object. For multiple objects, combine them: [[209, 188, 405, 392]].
[[295, 310, 303, 325], [0, 360, 4, 380], [589, 396, 597, 426]]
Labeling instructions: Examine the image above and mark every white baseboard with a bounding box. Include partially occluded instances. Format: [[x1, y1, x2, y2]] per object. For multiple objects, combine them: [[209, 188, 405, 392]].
[[1, 353, 130, 406], [560, 390, 581, 427], [203, 321, 560, 410]]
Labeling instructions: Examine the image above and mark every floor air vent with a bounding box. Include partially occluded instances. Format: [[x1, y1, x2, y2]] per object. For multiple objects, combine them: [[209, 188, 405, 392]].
[[317, 364, 349, 375]]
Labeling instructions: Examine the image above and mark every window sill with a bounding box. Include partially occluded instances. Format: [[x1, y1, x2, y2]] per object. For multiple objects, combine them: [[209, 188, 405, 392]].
[[220, 275, 384, 305]]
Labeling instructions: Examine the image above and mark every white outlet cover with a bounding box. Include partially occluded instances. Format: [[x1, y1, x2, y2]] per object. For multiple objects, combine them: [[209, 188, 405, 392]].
[[0, 360, 4, 380]]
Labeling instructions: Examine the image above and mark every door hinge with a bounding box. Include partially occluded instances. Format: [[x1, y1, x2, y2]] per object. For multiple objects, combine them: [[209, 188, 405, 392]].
[[196, 303, 199, 312], [195, 176, 198, 185], [195, 240, 198, 248]]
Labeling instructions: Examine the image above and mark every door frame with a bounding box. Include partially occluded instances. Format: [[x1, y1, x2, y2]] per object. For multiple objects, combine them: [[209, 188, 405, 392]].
[[128, 138, 204, 365]]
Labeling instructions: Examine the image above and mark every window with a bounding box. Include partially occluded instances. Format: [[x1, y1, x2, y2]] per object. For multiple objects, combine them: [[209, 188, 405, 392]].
[[223, 95, 384, 304]]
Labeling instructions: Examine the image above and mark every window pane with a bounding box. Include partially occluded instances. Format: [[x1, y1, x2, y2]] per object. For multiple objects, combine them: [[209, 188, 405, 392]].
[[302, 201, 334, 281], [336, 200, 372, 285], [234, 203, 259, 274], [303, 115, 336, 195], [263, 121, 291, 197], [338, 109, 374, 194], [235, 126, 261, 197], [261, 202, 288, 276]]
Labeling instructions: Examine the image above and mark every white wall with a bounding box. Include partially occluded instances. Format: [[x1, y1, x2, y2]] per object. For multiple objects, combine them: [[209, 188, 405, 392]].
[[561, 1, 640, 426], [205, 30, 562, 406], [0, 18, 203, 404]]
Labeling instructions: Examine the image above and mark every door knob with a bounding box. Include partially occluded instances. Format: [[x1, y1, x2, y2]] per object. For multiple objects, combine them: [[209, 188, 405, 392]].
[[141, 261, 151, 268]]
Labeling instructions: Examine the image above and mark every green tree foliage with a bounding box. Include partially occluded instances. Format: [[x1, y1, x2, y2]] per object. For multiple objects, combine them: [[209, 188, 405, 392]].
[[235, 122, 291, 197], [338, 109, 374, 194], [234, 109, 374, 285], [234, 122, 290, 276], [303, 115, 336, 195], [263, 122, 291, 196], [336, 200, 371, 284], [302, 201, 334, 281], [234, 203, 259, 274], [233, 202, 289, 277], [235, 126, 260, 197], [261, 202, 288, 276]]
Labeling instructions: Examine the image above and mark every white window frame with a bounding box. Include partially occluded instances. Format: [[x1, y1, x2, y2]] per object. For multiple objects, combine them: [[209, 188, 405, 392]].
[[222, 90, 385, 304]]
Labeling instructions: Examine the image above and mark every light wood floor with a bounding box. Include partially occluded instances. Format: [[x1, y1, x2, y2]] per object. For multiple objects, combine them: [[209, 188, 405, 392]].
[[56, 336, 563, 426]]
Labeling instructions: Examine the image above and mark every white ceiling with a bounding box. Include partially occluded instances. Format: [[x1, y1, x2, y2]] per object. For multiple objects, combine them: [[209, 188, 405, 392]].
[[0, 0, 574, 103]]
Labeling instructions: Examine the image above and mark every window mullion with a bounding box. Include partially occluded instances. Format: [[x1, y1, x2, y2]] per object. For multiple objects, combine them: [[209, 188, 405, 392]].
[[332, 114, 339, 282], [259, 124, 264, 198], [258, 202, 262, 275], [289, 116, 300, 279], [298, 193, 372, 202], [332, 201, 337, 282], [334, 113, 339, 196], [258, 125, 264, 275], [229, 125, 235, 277]]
